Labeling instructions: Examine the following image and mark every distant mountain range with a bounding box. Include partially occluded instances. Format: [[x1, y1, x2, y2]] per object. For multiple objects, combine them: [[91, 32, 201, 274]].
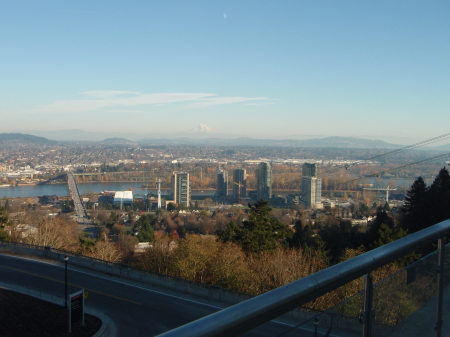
[[15, 128, 237, 141], [432, 143, 450, 151], [137, 136, 401, 149], [0, 133, 57, 145], [3, 131, 450, 150]]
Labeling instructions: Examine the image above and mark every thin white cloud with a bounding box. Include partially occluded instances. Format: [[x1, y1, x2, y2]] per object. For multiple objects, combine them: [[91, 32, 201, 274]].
[[107, 109, 145, 114], [81, 90, 141, 98], [245, 102, 275, 106], [185, 96, 268, 109], [30, 92, 273, 113]]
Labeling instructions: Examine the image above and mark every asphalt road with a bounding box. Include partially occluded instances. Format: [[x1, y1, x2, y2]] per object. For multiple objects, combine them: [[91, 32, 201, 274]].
[[67, 173, 99, 238], [0, 254, 319, 337]]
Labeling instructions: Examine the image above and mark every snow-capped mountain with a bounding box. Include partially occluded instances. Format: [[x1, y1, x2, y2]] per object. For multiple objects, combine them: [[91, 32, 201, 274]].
[[189, 124, 214, 133]]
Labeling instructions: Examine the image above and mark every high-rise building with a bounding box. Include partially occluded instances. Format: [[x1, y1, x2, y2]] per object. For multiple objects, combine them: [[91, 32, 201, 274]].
[[301, 163, 322, 208], [302, 163, 318, 178], [172, 171, 190, 207], [256, 162, 272, 200], [233, 169, 247, 201], [217, 170, 228, 197]]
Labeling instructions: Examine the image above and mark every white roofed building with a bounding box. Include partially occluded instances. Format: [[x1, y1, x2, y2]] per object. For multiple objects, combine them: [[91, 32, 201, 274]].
[[113, 191, 133, 208]]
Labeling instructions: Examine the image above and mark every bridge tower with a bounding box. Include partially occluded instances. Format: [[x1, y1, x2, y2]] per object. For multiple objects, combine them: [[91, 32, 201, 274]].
[[156, 178, 162, 209]]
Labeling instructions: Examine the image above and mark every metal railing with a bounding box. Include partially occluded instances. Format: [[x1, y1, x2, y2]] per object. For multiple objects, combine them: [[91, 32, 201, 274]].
[[156, 219, 450, 337]]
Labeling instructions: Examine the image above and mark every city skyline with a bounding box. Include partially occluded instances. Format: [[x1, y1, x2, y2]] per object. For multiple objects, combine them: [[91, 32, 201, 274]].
[[1, 2, 449, 144]]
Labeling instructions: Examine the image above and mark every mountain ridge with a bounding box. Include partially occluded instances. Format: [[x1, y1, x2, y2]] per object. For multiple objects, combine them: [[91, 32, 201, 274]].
[[5, 131, 450, 150], [0, 133, 57, 145]]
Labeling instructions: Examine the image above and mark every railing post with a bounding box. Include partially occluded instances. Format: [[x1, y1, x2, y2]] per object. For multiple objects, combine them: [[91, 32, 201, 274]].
[[435, 237, 445, 337], [362, 274, 373, 337]]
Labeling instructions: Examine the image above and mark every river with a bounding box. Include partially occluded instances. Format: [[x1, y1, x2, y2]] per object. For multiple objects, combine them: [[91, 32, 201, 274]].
[[0, 178, 415, 199], [0, 182, 217, 198]]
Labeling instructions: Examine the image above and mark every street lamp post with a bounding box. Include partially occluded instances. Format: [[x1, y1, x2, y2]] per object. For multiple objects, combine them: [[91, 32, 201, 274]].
[[313, 317, 319, 337], [64, 255, 69, 308]]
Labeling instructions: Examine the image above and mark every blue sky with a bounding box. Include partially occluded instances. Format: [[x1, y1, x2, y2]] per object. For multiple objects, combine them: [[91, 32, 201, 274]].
[[1, 1, 449, 143]]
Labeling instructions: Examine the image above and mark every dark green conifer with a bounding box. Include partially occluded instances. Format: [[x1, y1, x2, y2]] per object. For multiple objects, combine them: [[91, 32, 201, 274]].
[[218, 199, 292, 253], [400, 176, 429, 233], [428, 167, 450, 225], [0, 206, 10, 241]]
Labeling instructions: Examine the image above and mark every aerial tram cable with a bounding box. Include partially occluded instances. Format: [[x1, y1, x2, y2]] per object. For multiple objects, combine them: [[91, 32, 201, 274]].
[[320, 132, 450, 176], [337, 152, 450, 188]]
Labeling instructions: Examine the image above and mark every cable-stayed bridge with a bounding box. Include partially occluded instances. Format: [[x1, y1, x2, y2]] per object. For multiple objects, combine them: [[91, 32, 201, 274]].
[[67, 172, 98, 238]]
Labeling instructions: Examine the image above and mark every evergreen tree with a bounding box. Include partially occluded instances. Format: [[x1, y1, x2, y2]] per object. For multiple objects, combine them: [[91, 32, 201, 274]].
[[314, 234, 331, 265], [4, 199, 10, 214], [109, 210, 117, 223], [218, 200, 292, 253], [0, 206, 8, 225], [289, 220, 314, 250], [135, 214, 157, 242], [0, 206, 10, 241], [368, 207, 394, 245], [372, 224, 420, 267], [399, 168, 450, 257], [290, 220, 303, 248], [319, 219, 360, 262], [400, 176, 429, 233], [428, 167, 450, 225], [137, 229, 155, 242], [358, 203, 370, 217]]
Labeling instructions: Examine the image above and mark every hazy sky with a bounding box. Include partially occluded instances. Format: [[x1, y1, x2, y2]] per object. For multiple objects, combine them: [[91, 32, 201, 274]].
[[1, 1, 449, 143]]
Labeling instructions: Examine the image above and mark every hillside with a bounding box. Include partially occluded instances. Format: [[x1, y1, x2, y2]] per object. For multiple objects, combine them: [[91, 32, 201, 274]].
[[102, 137, 135, 144], [0, 133, 57, 145]]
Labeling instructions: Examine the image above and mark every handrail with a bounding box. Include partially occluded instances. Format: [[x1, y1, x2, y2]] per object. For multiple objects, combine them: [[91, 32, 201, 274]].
[[156, 218, 450, 337]]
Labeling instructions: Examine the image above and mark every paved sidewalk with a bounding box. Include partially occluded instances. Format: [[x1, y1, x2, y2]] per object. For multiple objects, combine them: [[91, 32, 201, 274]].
[[387, 285, 450, 337]]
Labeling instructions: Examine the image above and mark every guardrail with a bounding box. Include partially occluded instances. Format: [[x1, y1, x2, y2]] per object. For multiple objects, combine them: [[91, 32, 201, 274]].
[[0, 241, 253, 305], [155, 219, 450, 337]]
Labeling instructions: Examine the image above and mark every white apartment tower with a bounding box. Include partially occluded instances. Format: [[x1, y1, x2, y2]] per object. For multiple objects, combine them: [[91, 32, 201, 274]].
[[301, 163, 322, 208], [172, 171, 190, 207]]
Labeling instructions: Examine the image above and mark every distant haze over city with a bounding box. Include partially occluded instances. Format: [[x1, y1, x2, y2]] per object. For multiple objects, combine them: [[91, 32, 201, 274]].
[[2, 129, 450, 151], [7, 126, 449, 148]]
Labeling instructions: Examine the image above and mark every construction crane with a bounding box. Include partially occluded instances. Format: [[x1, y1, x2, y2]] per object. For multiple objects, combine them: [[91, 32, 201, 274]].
[[233, 181, 244, 203], [363, 186, 397, 202]]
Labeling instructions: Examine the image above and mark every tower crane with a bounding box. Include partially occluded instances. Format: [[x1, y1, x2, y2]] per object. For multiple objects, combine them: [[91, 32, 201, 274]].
[[233, 181, 244, 203], [363, 186, 397, 202]]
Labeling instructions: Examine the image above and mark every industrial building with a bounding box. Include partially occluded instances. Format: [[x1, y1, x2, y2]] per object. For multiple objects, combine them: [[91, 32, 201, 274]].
[[113, 191, 134, 208]]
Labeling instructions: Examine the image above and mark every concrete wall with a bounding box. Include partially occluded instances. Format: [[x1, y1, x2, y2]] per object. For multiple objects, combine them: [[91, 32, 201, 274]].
[[0, 243, 248, 306]]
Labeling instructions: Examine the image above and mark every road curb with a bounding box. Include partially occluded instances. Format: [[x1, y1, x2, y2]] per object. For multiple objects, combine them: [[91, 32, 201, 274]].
[[0, 281, 115, 337], [87, 307, 117, 337]]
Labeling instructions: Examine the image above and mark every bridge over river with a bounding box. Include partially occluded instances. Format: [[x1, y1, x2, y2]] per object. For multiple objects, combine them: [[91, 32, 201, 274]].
[[67, 172, 99, 238]]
